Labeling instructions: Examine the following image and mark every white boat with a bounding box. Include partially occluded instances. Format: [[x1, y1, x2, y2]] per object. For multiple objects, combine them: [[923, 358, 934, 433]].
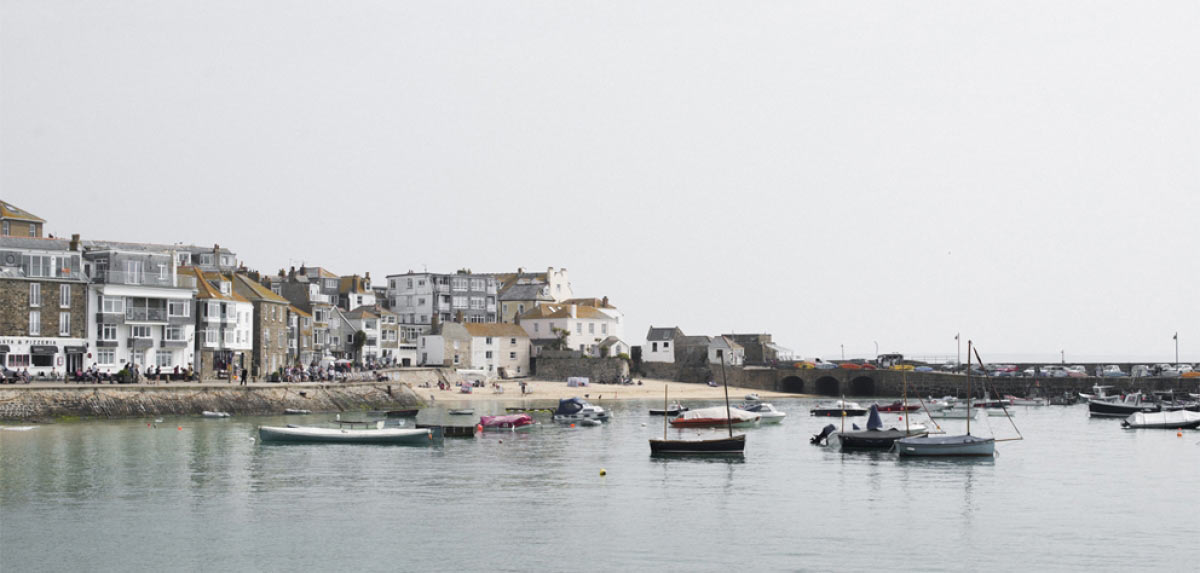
[[985, 408, 1015, 417], [923, 396, 957, 412], [670, 406, 760, 428], [1004, 395, 1047, 407], [1122, 410, 1200, 429], [744, 393, 761, 401], [202, 411, 231, 418], [928, 408, 976, 419], [448, 409, 475, 416], [738, 402, 786, 424], [258, 423, 433, 444], [283, 409, 311, 415], [551, 398, 608, 423]]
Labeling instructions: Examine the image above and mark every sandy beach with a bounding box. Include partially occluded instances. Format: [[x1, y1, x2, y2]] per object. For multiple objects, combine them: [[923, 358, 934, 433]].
[[417, 377, 806, 405]]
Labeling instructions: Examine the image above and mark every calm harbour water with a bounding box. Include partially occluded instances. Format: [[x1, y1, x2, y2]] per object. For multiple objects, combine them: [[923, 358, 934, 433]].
[[2, 399, 1198, 572]]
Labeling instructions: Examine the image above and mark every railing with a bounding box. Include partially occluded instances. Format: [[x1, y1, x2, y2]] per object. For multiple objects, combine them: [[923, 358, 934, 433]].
[[96, 270, 194, 288], [435, 284, 449, 293], [126, 308, 167, 322], [310, 293, 332, 304]]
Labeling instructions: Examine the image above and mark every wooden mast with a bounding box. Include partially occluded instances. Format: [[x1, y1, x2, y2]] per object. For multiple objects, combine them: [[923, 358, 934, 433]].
[[663, 384, 669, 440], [966, 339, 972, 436], [720, 352, 733, 439]]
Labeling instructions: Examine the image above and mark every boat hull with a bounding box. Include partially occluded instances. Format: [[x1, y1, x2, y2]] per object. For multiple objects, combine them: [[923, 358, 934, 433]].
[[896, 435, 995, 457], [649, 434, 745, 455], [670, 418, 758, 429], [1088, 400, 1159, 418], [835, 429, 927, 450], [810, 409, 867, 417], [259, 426, 432, 444], [928, 409, 976, 419]]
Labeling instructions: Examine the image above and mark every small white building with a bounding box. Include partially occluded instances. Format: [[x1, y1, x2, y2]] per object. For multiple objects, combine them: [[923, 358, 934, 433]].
[[597, 336, 630, 358], [708, 335, 745, 366], [644, 326, 683, 363], [517, 303, 621, 357]]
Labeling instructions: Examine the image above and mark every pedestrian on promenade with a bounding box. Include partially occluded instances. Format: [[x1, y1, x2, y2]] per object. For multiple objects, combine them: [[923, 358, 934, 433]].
[[241, 366, 248, 386]]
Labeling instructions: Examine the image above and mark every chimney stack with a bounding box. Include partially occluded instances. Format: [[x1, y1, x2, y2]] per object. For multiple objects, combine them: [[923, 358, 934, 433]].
[[602, 296, 609, 307], [569, 304, 577, 319], [69, 233, 81, 251]]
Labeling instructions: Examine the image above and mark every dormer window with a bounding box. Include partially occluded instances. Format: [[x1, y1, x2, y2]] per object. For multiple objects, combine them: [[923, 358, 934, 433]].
[[219, 281, 231, 295]]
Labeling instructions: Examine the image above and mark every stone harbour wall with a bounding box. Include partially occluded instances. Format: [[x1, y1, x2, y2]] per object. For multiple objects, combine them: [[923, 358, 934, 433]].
[[534, 356, 630, 382]]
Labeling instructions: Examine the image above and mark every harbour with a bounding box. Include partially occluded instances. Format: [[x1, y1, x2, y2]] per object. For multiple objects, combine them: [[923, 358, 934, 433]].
[[2, 399, 1197, 571]]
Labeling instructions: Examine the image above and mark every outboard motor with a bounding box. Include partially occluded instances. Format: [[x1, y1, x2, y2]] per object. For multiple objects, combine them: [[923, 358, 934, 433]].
[[810, 423, 838, 445]]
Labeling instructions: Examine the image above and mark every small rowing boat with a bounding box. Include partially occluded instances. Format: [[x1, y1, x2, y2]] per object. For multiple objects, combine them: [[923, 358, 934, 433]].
[[259, 422, 433, 444]]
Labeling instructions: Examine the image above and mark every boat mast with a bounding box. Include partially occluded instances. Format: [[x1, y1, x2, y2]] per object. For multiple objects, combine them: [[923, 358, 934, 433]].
[[720, 353, 733, 439], [902, 370, 910, 434], [966, 340, 972, 436], [663, 384, 669, 440]]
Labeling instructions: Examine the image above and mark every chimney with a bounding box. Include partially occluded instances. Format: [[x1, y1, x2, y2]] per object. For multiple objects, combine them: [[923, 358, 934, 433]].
[[569, 304, 577, 319], [69, 233, 81, 251], [602, 296, 609, 308], [455, 310, 465, 323]]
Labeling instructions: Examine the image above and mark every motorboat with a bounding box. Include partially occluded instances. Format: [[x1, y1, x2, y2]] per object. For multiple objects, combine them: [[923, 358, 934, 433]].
[[738, 402, 786, 424], [1079, 385, 1119, 402], [1101, 365, 1127, 378], [448, 409, 475, 416], [649, 402, 688, 416], [875, 400, 920, 413], [670, 406, 760, 428], [1004, 395, 1048, 407], [896, 434, 995, 457], [1122, 410, 1200, 429], [551, 398, 609, 424], [810, 400, 867, 417], [258, 422, 433, 444], [824, 405, 928, 450], [479, 414, 538, 432], [1088, 393, 1160, 418], [923, 396, 957, 411], [201, 411, 231, 418], [385, 409, 420, 418], [283, 408, 311, 415], [985, 408, 1015, 417], [744, 393, 761, 401]]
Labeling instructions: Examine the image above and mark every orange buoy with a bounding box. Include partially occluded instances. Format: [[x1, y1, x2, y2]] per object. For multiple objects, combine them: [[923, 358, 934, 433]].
[[570, 423, 575, 428], [177, 426, 182, 431]]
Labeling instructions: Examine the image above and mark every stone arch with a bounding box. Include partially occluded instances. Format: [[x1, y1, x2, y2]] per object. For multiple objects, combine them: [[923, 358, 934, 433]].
[[850, 376, 876, 396], [780, 375, 805, 394], [815, 376, 840, 396]]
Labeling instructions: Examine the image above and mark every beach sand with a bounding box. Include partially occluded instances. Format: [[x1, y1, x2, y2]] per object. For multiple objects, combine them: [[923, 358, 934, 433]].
[[416, 377, 806, 405]]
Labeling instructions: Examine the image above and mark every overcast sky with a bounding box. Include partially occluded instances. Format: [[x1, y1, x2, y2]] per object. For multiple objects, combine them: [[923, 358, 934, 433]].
[[3, 2, 1197, 363]]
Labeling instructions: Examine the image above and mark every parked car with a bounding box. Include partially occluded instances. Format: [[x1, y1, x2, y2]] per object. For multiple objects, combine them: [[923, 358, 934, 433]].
[[1154, 363, 1181, 377], [1101, 365, 1127, 377], [1038, 365, 1069, 378], [1131, 364, 1153, 377]]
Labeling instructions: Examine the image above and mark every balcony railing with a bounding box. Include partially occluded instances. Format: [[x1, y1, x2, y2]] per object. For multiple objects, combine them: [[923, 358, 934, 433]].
[[96, 270, 196, 288], [310, 293, 332, 304], [126, 308, 167, 322]]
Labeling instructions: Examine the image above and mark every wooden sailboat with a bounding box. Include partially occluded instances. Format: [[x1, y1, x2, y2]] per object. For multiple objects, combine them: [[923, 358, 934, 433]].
[[896, 340, 1002, 457], [832, 372, 928, 450], [649, 355, 745, 455]]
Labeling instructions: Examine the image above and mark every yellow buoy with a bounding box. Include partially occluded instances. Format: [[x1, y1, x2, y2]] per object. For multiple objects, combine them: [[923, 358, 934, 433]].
[[599, 469, 607, 476]]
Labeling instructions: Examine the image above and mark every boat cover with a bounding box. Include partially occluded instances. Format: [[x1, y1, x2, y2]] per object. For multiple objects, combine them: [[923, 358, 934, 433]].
[[479, 414, 533, 428], [866, 404, 883, 430], [1123, 410, 1200, 428], [554, 398, 591, 416], [674, 406, 758, 423], [899, 434, 992, 447]]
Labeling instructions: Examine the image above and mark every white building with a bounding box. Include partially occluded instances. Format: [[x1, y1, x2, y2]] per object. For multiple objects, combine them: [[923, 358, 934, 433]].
[[644, 326, 683, 363], [517, 302, 622, 357], [85, 247, 198, 374], [191, 268, 253, 379], [708, 335, 745, 366], [386, 271, 498, 332], [418, 322, 530, 376]]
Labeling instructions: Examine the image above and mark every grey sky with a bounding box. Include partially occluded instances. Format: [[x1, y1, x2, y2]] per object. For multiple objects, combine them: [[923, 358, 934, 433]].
[[3, 2, 1197, 362]]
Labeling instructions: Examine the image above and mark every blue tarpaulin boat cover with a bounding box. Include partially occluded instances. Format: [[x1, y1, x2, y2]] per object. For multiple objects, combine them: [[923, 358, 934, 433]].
[[866, 404, 883, 431], [555, 398, 587, 416]]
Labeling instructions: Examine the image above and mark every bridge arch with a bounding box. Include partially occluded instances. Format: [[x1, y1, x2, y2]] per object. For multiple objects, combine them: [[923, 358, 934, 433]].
[[815, 376, 840, 396], [779, 375, 805, 394], [850, 376, 876, 396]]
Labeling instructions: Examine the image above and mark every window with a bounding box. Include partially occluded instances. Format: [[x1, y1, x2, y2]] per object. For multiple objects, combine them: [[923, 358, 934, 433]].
[[652, 342, 658, 352], [1, 221, 7, 235], [132, 325, 151, 338], [101, 296, 124, 314], [576, 323, 582, 334], [125, 260, 143, 284], [265, 330, 271, 347], [219, 281, 231, 295], [23, 255, 53, 278], [59, 312, 70, 336], [510, 338, 516, 345], [131, 349, 145, 365], [485, 351, 493, 359], [602, 324, 608, 335], [96, 349, 115, 365], [509, 352, 516, 359], [451, 277, 468, 291], [533, 323, 539, 333], [29, 311, 40, 335], [156, 351, 174, 367], [470, 297, 484, 310], [28, 224, 36, 237], [470, 279, 484, 291], [221, 255, 235, 267], [453, 354, 460, 364], [168, 300, 189, 317], [207, 302, 220, 318], [29, 283, 41, 307], [60, 284, 71, 308], [100, 324, 117, 341], [200, 254, 214, 266], [177, 253, 190, 267], [164, 326, 184, 341], [589, 323, 595, 334], [159, 265, 168, 280], [8, 354, 30, 368], [326, 279, 336, 290], [224, 331, 235, 345], [485, 337, 493, 345]]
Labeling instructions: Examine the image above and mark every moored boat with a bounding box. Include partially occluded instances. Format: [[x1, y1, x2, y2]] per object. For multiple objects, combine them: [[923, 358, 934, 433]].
[[1088, 393, 1159, 418], [283, 408, 311, 415], [448, 409, 474, 416], [875, 401, 921, 413], [479, 414, 538, 432], [738, 402, 787, 424], [649, 434, 745, 455], [829, 405, 927, 450], [670, 406, 760, 428], [551, 397, 609, 424], [202, 411, 231, 418], [1004, 395, 1048, 407], [258, 423, 433, 444], [385, 409, 420, 418], [649, 402, 688, 416], [810, 400, 867, 417], [896, 434, 995, 457], [928, 408, 976, 419], [1121, 410, 1200, 429]]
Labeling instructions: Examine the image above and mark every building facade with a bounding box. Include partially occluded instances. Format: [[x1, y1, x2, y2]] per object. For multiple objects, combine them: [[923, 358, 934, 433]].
[[0, 236, 88, 376], [386, 271, 498, 332], [233, 273, 290, 377], [190, 268, 253, 380], [644, 326, 684, 363], [0, 201, 45, 238]]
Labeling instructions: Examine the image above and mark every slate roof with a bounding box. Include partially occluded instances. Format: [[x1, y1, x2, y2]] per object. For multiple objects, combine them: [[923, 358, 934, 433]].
[[563, 297, 615, 309], [339, 275, 370, 295], [598, 336, 625, 349], [518, 304, 610, 321], [498, 283, 552, 302], [344, 307, 380, 320], [288, 304, 312, 318], [189, 268, 250, 302], [646, 327, 682, 342], [676, 335, 713, 347], [233, 273, 289, 304]]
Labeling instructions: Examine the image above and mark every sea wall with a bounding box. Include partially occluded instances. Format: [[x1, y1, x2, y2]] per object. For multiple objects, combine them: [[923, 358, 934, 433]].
[[0, 377, 444, 421], [534, 356, 630, 382]]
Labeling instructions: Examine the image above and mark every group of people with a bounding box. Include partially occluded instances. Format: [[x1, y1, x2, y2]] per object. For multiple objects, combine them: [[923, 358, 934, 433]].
[[0, 367, 33, 384]]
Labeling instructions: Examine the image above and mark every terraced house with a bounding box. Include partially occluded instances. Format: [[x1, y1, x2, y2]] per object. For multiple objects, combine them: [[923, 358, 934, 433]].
[[84, 242, 198, 374], [189, 268, 252, 380], [386, 270, 498, 334], [233, 273, 289, 376], [0, 200, 45, 238], [0, 235, 88, 376], [268, 267, 337, 365]]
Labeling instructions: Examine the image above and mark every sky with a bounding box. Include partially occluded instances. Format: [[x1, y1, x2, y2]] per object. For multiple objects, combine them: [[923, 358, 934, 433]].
[[2, 2, 1197, 363]]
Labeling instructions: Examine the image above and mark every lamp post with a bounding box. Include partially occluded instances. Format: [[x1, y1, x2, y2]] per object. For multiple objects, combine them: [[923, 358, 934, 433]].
[[873, 340, 879, 358], [840, 344, 844, 361], [1060, 349, 1064, 365], [1174, 332, 1179, 364], [955, 333, 960, 366]]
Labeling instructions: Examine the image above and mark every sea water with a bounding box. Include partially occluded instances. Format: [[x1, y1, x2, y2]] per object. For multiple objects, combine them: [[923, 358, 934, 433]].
[[1, 400, 1197, 571]]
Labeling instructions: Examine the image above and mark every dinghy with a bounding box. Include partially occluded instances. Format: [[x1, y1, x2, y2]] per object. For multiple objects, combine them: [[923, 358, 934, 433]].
[[259, 421, 432, 444], [1121, 410, 1200, 429]]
